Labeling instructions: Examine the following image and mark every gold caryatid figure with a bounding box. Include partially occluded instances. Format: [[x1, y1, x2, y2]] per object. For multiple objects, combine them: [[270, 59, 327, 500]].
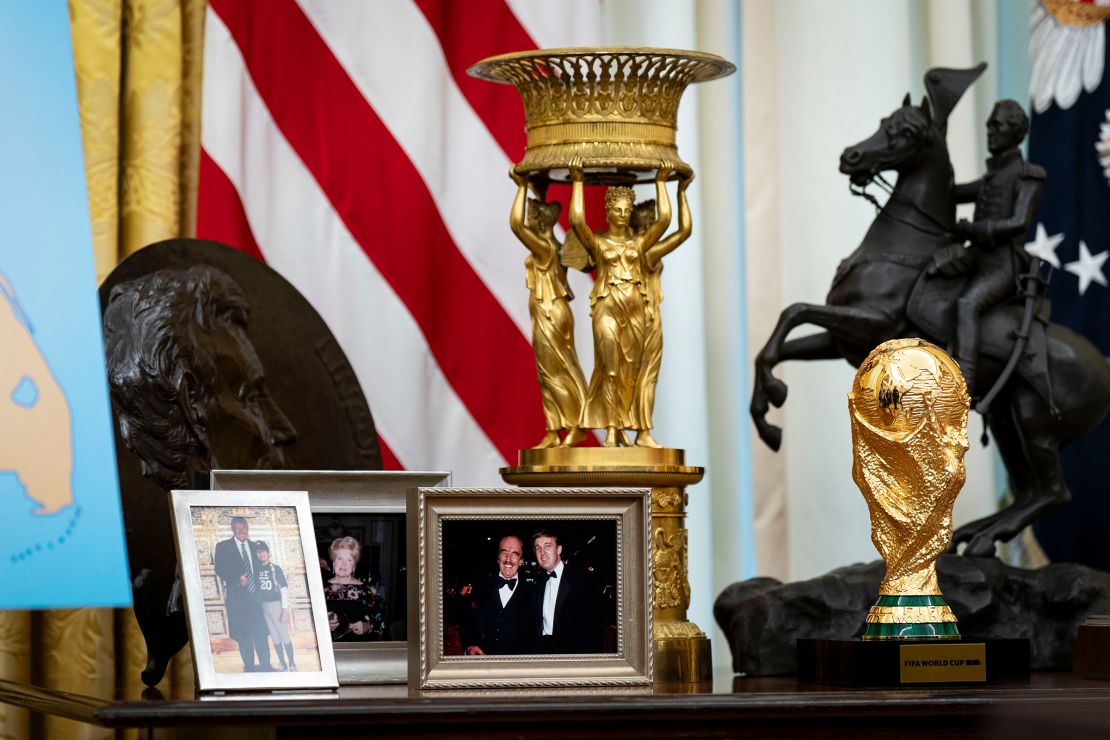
[[508, 170, 588, 449], [568, 157, 692, 447], [848, 338, 970, 639]]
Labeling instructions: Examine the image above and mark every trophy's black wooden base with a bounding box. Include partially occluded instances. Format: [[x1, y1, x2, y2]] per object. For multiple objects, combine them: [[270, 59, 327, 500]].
[[797, 638, 1030, 687]]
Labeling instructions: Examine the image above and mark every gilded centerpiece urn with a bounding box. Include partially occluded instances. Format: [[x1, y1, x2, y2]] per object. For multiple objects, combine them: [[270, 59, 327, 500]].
[[469, 47, 733, 184], [470, 48, 733, 683], [849, 338, 971, 640]]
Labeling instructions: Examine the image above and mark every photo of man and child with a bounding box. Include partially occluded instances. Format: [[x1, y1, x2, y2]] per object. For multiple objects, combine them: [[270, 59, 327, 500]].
[[194, 507, 322, 674]]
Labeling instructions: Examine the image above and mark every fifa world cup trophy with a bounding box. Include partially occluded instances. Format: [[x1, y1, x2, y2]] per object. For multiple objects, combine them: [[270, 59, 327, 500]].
[[848, 338, 971, 640]]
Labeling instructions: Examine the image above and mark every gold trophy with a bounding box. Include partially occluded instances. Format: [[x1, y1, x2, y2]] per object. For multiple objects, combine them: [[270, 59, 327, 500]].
[[797, 338, 1028, 685], [848, 338, 970, 640], [470, 48, 734, 683]]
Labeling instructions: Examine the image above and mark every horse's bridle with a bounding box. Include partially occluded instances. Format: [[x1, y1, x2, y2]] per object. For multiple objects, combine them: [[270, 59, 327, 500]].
[[848, 171, 954, 240]]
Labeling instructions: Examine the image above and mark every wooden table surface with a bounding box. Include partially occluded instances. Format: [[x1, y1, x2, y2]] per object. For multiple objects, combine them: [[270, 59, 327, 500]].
[[3, 670, 1110, 738]]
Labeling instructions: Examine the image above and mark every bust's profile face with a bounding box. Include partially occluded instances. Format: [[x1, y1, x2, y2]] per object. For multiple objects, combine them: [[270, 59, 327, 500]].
[[104, 265, 299, 489], [200, 319, 296, 472]]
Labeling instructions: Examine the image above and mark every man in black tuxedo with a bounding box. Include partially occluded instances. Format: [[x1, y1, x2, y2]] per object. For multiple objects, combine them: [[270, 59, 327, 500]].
[[462, 535, 538, 655], [213, 516, 272, 671], [533, 529, 604, 654]]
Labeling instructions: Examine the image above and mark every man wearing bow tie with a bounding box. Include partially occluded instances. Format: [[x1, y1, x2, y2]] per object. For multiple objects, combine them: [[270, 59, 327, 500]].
[[462, 535, 539, 656], [533, 529, 604, 654]]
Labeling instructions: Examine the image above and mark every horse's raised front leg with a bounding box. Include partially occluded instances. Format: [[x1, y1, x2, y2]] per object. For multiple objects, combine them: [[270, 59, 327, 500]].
[[752, 303, 895, 450], [751, 332, 841, 450]]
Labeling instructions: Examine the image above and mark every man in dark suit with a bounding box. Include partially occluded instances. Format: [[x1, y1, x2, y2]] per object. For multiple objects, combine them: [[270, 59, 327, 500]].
[[462, 535, 538, 655], [213, 516, 272, 671], [533, 528, 604, 654]]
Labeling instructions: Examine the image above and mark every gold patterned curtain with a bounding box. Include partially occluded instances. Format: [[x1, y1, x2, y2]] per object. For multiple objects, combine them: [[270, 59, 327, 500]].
[[77, 0, 204, 281], [0, 1, 204, 738]]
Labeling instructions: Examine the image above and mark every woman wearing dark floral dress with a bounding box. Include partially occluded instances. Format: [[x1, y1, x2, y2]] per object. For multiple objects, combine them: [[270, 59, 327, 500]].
[[324, 536, 386, 641]]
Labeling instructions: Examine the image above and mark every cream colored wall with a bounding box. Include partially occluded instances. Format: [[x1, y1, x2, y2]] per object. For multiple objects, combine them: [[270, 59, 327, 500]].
[[741, 1, 1003, 583]]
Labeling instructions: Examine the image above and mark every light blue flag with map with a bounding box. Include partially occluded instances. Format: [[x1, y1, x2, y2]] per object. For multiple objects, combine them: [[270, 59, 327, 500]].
[[0, 2, 131, 608]]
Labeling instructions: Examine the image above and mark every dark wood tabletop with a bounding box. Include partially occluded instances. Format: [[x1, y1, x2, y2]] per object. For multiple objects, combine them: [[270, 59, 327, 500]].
[[4, 670, 1110, 738]]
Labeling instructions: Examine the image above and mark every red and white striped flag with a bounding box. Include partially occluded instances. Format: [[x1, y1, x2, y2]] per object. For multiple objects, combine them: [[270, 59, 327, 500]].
[[199, 0, 602, 484]]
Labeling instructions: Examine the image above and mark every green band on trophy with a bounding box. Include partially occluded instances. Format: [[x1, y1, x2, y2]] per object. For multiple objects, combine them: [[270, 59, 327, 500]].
[[863, 594, 961, 641], [863, 619, 960, 640]]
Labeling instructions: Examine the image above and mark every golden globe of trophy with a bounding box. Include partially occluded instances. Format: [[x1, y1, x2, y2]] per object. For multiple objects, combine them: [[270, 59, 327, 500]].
[[848, 338, 970, 640], [470, 48, 734, 683]]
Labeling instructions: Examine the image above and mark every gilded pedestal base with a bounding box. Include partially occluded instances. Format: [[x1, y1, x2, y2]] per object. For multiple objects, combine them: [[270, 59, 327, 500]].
[[654, 634, 712, 686], [502, 447, 709, 683]]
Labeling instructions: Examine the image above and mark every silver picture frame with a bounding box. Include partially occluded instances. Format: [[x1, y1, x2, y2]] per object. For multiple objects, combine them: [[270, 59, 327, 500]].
[[169, 489, 339, 693], [409, 486, 653, 690], [209, 470, 450, 684]]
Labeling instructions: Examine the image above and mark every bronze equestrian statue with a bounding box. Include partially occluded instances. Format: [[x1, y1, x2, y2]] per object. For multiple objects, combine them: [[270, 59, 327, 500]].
[[750, 64, 1110, 558]]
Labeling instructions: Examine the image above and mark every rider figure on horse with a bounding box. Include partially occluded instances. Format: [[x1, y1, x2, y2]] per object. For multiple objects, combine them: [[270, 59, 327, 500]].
[[929, 100, 1045, 393]]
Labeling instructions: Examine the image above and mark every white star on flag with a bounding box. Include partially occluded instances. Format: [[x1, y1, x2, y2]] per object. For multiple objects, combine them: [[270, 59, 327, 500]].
[[1025, 222, 1065, 268], [1064, 240, 1109, 295]]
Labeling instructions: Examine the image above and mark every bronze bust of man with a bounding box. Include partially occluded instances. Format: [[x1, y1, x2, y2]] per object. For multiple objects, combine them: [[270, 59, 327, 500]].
[[105, 265, 298, 489]]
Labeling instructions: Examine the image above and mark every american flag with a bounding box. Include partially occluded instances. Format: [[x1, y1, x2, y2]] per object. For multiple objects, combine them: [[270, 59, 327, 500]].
[[197, 1, 604, 484], [1026, 2, 1110, 568]]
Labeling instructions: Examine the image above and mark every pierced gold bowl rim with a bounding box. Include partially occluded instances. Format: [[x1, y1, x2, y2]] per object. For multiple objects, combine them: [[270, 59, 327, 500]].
[[467, 46, 736, 84]]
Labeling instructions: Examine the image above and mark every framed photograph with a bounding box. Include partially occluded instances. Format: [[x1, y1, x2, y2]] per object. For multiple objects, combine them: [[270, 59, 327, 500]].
[[409, 487, 652, 690], [208, 470, 450, 684], [168, 489, 338, 692]]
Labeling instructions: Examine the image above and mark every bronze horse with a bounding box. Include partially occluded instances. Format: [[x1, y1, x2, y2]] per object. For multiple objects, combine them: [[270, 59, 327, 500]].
[[750, 65, 1110, 558]]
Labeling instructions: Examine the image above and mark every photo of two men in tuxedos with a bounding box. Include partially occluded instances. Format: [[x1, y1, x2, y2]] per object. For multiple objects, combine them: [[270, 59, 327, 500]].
[[444, 520, 616, 656]]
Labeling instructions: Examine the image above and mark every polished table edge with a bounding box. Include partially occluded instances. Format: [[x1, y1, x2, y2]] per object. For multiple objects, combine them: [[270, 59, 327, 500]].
[[4, 675, 1110, 729], [0, 679, 106, 726]]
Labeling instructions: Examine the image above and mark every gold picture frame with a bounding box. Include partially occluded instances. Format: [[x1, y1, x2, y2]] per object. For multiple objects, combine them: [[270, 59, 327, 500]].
[[169, 489, 338, 693], [409, 487, 652, 689], [208, 470, 451, 684]]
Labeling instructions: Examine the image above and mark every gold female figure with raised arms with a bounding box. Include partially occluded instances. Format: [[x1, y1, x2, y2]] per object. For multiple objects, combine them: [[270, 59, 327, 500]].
[[628, 173, 693, 448], [568, 157, 690, 447], [509, 170, 588, 448]]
